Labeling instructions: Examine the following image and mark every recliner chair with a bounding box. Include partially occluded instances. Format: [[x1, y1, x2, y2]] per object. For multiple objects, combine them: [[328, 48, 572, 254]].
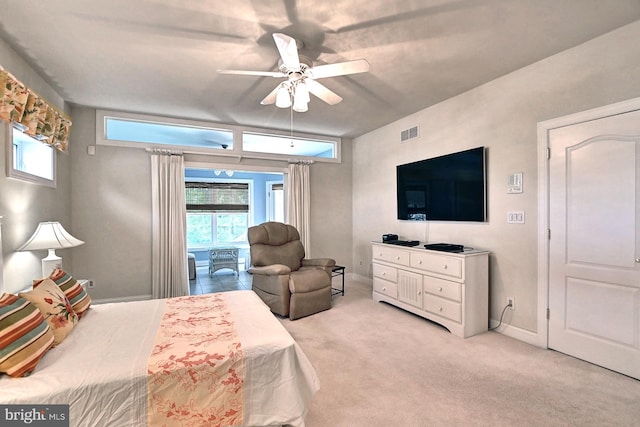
[[248, 222, 335, 320]]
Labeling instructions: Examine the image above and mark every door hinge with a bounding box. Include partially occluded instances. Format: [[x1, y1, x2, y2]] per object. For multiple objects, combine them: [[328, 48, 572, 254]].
[[546, 308, 550, 320], [547, 228, 551, 240], [546, 147, 551, 159]]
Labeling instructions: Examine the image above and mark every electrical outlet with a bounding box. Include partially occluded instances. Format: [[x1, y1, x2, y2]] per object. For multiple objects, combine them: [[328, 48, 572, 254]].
[[88, 280, 95, 288], [507, 296, 515, 310]]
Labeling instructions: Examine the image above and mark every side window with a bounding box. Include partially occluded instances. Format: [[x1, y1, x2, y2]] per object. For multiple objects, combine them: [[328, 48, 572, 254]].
[[6, 124, 56, 187], [267, 181, 285, 222]]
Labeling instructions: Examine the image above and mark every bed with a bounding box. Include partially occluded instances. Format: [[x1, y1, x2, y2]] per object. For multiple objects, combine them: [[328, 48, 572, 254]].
[[0, 223, 319, 427]]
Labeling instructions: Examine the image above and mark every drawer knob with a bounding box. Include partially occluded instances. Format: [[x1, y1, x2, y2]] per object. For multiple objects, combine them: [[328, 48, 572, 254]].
[[383, 287, 387, 291], [418, 260, 423, 264], [439, 307, 443, 312], [438, 287, 443, 292], [417, 291, 421, 296], [443, 265, 448, 269], [382, 272, 386, 275], [396, 256, 400, 260]]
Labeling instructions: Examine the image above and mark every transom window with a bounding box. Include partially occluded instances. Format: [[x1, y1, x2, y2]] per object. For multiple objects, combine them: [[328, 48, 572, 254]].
[[242, 132, 335, 158], [104, 117, 233, 150], [97, 110, 340, 162]]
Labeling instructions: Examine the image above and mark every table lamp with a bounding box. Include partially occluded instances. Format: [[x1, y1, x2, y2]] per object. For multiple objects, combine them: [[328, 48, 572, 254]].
[[17, 221, 85, 277]]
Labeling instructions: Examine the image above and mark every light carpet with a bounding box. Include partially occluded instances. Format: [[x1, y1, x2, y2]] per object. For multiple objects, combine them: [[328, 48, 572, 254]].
[[280, 278, 640, 427]]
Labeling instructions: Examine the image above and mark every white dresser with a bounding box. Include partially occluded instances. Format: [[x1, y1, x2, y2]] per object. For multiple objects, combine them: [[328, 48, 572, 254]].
[[371, 242, 489, 338]]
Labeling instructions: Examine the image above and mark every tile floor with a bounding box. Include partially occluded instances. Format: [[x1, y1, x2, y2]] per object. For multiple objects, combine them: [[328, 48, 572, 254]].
[[189, 264, 346, 297], [189, 266, 252, 295]]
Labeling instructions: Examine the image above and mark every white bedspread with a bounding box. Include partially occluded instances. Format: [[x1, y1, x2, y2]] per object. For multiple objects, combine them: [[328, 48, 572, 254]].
[[0, 290, 319, 427]]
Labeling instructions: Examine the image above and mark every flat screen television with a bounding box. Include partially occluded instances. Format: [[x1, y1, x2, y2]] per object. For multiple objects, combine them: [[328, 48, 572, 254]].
[[396, 147, 486, 222]]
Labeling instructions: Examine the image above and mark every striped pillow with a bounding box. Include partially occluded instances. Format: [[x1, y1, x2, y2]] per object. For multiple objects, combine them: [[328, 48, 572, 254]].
[[36, 269, 91, 318], [20, 279, 78, 346], [0, 293, 55, 377]]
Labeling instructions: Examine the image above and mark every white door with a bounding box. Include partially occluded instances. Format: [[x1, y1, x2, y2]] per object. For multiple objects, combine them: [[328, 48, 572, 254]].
[[548, 108, 640, 379]]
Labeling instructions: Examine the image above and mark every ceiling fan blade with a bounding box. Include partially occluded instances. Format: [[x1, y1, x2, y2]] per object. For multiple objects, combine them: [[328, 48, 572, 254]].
[[330, 1, 470, 34], [217, 69, 283, 77], [309, 59, 370, 79], [273, 33, 300, 69], [305, 79, 343, 105], [260, 85, 280, 105]]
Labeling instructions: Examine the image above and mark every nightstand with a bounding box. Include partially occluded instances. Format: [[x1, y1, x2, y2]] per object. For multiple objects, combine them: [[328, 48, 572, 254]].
[[78, 279, 89, 291], [331, 265, 345, 296]]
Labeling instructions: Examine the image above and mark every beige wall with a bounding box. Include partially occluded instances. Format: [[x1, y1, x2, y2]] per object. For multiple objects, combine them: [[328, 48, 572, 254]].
[[352, 20, 640, 335], [0, 39, 72, 293], [309, 139, 353, 266], [68, 107, 153, 300]]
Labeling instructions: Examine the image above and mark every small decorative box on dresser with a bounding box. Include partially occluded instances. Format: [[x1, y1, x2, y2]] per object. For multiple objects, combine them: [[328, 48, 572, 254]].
[[371, 242, 489, 338]]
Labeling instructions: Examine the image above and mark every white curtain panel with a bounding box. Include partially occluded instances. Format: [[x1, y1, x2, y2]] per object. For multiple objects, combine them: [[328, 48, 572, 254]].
[[0, 216, 4, 293], [150, 153, 189, 299], [287, 162, 311, 255]]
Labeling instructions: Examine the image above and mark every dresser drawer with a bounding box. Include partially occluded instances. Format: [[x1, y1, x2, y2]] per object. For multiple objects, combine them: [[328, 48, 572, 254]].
[[423, 294, 461, 323], [423, 276, 461, 302], [373, 278, 398, 299], [373, 263, 398, 282], [410, 252, 462, 279], [372, 245, 410, 266]]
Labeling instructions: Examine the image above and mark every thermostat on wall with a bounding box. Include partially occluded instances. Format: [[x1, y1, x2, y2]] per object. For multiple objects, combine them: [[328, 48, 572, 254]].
[[507, 172, 523, 194]]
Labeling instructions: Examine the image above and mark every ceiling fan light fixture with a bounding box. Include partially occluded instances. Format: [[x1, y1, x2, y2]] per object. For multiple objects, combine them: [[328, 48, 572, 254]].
[[293, 96, 309, 113], [295, 81, 310, 103], [292, 81, 310, 112], [217, 33, 369, 111], [275, 85, 292, 108]]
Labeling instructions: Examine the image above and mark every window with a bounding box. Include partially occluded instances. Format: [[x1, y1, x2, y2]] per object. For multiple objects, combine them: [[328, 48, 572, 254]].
[[185, 181, 249, 248], [97, 110, 341, 163], [267, 181, 285, 222], [6, 124, 56, 187], [242, 131, 338, 160], [103, 116, 233, 151]]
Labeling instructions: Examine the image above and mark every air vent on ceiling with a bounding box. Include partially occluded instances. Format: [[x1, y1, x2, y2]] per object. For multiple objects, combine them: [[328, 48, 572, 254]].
[[400, 125, 419, 142]]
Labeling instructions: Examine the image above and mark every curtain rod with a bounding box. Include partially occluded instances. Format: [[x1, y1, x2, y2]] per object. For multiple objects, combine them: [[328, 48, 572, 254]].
[[288, 159, 314, 165], [145, 148, 183, 155]]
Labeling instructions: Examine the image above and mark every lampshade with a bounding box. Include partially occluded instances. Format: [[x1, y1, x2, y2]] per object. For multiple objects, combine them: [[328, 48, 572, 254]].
[[18, 221, 84, 277], [275, 85, 292, 108], [293, 96, 309, 113], [296, 81, 310, 103], [18, 221, 84, 251], [292, 81, 310, 112]]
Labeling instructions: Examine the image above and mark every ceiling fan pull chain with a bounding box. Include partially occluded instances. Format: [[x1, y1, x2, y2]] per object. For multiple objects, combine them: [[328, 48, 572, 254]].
[[290, 99, 294, 148]]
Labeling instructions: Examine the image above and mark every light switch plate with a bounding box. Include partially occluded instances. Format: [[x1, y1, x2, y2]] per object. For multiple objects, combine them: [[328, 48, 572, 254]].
[[507, 211, 525, 224]]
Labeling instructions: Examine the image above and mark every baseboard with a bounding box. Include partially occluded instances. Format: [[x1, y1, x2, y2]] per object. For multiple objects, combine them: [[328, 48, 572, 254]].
[[489, 319, 544, 348], [351, 273, 372, 284], [93, 294, 152, 305]]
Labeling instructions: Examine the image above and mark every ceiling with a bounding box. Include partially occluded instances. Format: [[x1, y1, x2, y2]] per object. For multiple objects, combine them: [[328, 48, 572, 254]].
[[1, 0, 639, 139]]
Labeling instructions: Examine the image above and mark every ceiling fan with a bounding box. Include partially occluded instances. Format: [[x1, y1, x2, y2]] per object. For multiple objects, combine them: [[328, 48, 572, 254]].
[[218, 33, 369, 112]]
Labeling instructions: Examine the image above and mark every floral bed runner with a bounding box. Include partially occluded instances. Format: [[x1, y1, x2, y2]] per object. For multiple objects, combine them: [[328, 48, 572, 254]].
[[147, 294, 245, 426]]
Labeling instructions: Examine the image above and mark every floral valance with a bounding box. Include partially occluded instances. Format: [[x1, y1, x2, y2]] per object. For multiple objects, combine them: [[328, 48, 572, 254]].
[[0, 66, 71, 152]]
